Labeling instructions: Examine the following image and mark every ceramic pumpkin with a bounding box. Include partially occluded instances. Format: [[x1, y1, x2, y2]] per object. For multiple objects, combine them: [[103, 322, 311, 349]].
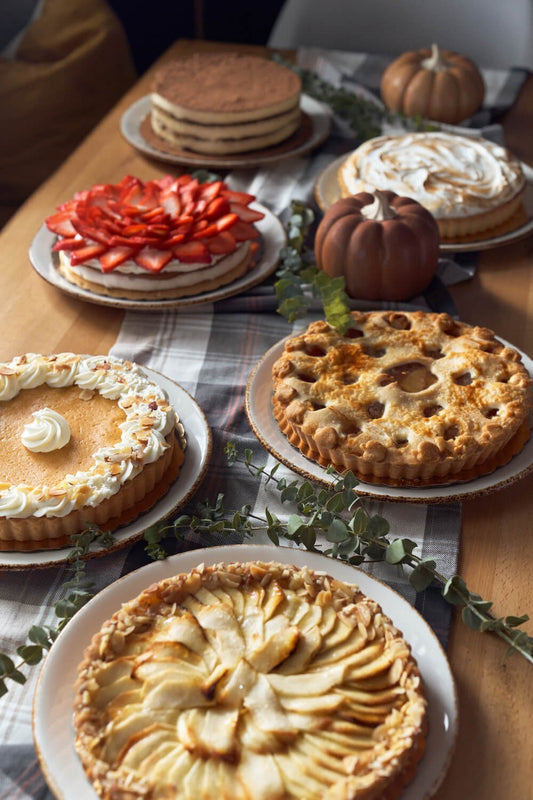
[[315, 190, 440, 301], [380, 43, 485, 124]]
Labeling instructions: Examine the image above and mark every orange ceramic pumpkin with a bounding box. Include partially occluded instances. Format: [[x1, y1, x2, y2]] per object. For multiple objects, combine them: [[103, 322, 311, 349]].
[[380, 43, 485, 124], [315, 190, 440, 301]]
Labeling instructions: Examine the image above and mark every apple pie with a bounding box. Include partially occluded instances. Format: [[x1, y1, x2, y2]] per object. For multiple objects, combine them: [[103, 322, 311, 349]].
[[73, 559, 428, 800], [272, 311, 532, 485]]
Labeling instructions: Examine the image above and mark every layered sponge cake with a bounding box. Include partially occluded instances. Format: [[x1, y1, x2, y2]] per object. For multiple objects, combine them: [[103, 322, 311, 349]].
[[150, 53, 302, 155]]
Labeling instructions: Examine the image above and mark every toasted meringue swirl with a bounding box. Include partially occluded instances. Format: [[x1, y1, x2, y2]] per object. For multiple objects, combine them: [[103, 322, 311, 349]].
[[339, 131, 525, 219]]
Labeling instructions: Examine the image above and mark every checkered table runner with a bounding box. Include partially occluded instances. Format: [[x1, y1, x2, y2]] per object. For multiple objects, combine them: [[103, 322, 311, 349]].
[[0, 47, 527, 798]]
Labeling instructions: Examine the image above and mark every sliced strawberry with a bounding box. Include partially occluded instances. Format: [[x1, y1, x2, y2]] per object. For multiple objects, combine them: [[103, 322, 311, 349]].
[[198, 180, 225, 202], [69, 243, 107, 265], [134, 247, 173, 273], [229, 221, 259, 241], [172, 240, 211, 264], [202, 196, 230, 221], [99, 246, 137, 272], [220, 188, 255, 205], [205, 230, 237, 255], [229, 202, 265, 223], [45, 210, 77, 238], [52, 237, 88, 252], [191, 222, 219, 240], [166, 233, 186, 246], [215, 213, 240, 232]]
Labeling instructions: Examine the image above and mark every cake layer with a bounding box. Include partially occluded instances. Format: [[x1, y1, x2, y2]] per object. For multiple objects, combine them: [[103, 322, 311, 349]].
[[151, 53, 302, 123], [58, 243, 252, 300]]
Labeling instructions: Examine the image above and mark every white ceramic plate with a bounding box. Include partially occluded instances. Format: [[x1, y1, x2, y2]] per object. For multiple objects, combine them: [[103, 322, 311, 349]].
[[314, 157, 533, 253], [29, 204, 285, 311], [121, 94, 332, 168], [245, 336, 533, 503], [0, 367, 211, 569], [33, 543, 457, 800]]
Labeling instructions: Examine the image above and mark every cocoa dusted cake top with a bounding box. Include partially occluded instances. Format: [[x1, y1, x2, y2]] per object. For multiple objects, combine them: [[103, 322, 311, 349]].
[[152, 52, 302, 114]]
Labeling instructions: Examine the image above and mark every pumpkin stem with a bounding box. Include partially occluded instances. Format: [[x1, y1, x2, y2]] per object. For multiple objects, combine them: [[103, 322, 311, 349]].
[[361, 190, 398, 222], [421, 43, 449, 72]]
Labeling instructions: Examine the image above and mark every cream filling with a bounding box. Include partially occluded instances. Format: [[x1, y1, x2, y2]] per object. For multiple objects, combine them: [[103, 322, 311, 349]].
[[60, 244, 249, 290], [0, 354, 176, 519], [340, 131, 525, 219], [152, 90, 300, 125]]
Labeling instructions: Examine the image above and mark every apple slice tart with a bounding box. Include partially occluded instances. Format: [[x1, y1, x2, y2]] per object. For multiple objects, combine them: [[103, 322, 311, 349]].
[[73, 560, 428, 800]]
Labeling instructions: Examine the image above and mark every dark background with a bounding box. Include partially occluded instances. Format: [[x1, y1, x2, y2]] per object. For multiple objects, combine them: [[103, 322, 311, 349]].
[[108, 0, 286, 75]]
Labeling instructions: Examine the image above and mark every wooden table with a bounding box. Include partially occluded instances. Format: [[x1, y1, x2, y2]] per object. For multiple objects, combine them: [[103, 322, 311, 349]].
[[1, 39, 532, 800]]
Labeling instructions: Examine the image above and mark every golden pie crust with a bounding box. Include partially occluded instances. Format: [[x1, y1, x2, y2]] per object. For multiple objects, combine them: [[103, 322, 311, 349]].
[[271, 311, 532, 486], [73, 560, 428, 800], [0, 354, 185, 550]]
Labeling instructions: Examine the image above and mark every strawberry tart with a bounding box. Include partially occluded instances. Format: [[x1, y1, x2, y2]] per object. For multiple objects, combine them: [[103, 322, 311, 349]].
[[45, 174, 265, 300], [150, 53, 302, 155]]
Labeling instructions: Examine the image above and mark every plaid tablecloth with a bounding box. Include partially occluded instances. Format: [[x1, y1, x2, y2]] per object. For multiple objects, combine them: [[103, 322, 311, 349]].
[[0, 47, 528, 798]]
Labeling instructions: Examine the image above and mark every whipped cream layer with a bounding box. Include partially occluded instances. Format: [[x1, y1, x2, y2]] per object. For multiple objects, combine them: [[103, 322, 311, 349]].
[[60, 243, 249, 292], [340, 132, 525, 219], [0, 354, 176, 519]]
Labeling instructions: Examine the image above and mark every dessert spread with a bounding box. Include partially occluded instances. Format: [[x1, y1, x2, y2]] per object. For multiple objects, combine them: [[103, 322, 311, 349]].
[[150, 53, 302, 155], [45, 174, 265, 300], [0, 353, 185, 550], [73, 559, 428, 800], [338, 132, 526, 239], [272, 311, 532, 486]]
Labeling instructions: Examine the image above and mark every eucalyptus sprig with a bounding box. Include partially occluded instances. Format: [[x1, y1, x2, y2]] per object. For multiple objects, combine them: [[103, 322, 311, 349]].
[[273, 54, 435, 140], [0, 523, 114, 697], [138, 444, 533, 665], [1, 447, 531, 698], [274, 200, 353, 332]]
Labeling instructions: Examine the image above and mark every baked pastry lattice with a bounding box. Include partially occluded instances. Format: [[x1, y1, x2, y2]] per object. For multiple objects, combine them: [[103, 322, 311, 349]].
[[73, 560, 427, 800], [272, 311, 532, 486]]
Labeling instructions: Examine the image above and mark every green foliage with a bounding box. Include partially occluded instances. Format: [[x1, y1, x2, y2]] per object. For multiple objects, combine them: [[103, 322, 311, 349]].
[[274, 200, 353, 332], [1, 453, 531, 697]]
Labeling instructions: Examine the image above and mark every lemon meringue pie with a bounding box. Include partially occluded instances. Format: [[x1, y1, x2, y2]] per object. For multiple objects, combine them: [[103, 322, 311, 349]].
[[338, 131, 526, 239]]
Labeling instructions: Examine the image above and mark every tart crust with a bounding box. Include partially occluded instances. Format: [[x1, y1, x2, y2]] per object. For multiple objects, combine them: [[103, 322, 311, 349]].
[[73, 560, 428, 800], [271, 311, 532, 486]]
